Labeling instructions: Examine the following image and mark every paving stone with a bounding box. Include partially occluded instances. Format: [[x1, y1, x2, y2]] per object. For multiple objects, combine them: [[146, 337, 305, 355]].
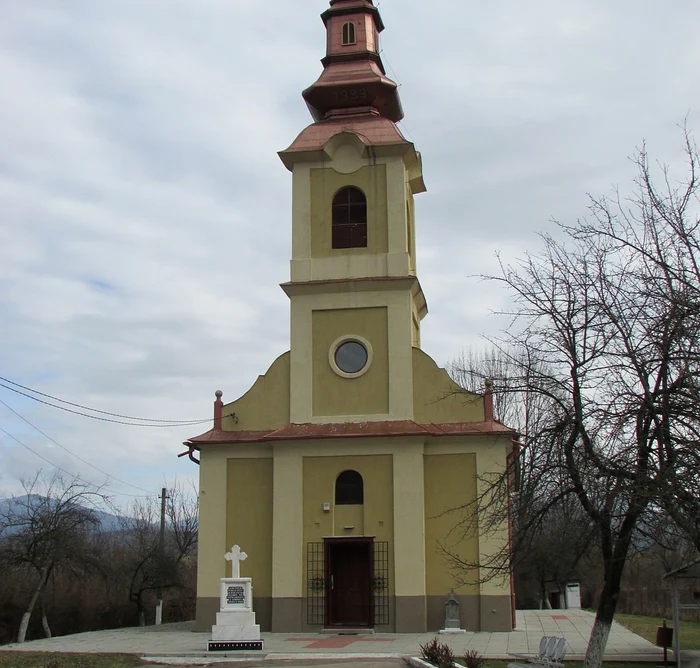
[[0, 610, 666, 663]]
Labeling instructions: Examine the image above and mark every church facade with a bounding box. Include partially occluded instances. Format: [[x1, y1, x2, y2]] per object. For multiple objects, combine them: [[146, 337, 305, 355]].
[[185, 0, 516, 634]]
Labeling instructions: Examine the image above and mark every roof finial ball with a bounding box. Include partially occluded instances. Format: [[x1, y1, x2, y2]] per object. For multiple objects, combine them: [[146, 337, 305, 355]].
[[215, 390, 223, 399]]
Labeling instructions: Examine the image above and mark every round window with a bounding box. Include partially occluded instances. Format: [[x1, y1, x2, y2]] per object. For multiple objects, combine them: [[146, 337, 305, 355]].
[[335, 340, 368, 374]]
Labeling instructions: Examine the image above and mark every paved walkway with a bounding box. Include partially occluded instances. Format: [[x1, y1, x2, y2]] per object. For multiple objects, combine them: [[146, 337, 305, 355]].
[[0, 610, 667, 663]]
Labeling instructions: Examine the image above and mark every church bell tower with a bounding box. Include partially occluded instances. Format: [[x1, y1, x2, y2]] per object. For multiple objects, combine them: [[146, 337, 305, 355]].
[[279, 0, 428, 425]]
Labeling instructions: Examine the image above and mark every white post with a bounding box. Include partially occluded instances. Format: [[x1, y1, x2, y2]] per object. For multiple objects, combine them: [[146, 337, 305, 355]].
[[672, 582, 681, 668], [155, 600, 163, 626]]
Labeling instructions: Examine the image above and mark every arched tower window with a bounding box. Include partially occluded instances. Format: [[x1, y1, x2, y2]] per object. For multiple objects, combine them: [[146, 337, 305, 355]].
[[341, 21, 356, 46], [332, 187, 367, 249], [335, 470, 364, 505]]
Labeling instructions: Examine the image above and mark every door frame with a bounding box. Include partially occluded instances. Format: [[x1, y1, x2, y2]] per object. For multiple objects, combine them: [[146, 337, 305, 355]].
[[324, 536, 374, 628]]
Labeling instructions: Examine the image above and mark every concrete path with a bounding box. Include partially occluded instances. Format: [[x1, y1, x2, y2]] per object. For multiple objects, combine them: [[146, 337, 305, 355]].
[[0, 610, 666, 663]]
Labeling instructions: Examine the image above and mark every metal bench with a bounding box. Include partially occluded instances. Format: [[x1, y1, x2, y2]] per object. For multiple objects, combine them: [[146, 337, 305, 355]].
[[508, 635, 567, 668]]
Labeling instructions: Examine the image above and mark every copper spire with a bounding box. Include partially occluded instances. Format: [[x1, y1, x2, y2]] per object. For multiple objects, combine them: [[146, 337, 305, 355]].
[[302, 0, 403, 123]]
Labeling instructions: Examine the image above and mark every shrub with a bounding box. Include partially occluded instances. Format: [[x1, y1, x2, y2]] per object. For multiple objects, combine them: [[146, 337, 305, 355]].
[[419, 636, 455, 668], [462, 649, 485, 668]]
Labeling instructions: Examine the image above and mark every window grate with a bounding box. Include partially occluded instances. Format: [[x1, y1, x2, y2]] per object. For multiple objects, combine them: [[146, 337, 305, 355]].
[[373, 541, 390, 625], [307, 542, 325, 625], [307, 540, 390, 627]]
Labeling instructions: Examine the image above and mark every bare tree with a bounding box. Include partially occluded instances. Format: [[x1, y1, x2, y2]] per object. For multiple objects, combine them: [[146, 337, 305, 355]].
[[0, 471, 107, 642], [449, 128, 700, 668], [448, 347, 595, 606], [116, 483, 198, 626], [166, 482, 198, 564]]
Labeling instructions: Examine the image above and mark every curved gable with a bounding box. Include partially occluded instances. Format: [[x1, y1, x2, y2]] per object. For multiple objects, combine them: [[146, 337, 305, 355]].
[[220, 352, 290, 432], [412, 347, 484, 424]]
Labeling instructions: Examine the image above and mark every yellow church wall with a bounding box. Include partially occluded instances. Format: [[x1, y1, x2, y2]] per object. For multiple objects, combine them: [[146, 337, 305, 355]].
[[393, 442, 427, 630], [302, 454, 394, 581], [476, 441, 512, 596], [290, 155, 414, 283], [309, 164, 388, 258], [291, 164, 312, 261], [196, 444, 275, 630], [290, 288, 416, 423], [406, 189, 416, 274], [225, 458, 273, 596], [424, 453, 479, 596], [196, 435, 511, 631], [220, 352, 290, 431], [333, 503, 364, 534], [385, 156, 412, 276], [311, 306, 389, 417], [271, 447, 304, 601], [197, 449, 229, 600], [412, 347, 483, 424]]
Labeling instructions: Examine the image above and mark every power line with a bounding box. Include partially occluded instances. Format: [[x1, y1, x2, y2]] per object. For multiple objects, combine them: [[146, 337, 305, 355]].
[[0, 397, 153, 494], [0, 375, 213, 424], [0, 381, 213, 428], [0, 423, 153, 499]]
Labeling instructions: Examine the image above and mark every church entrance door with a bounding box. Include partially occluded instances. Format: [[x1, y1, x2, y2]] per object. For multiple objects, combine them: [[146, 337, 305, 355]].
[[325, 537, 373, 627]]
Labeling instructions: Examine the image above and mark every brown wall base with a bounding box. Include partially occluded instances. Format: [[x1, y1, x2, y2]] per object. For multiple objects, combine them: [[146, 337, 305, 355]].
[[479, 594, 513, 632], [195, 597, 218, 632], [195, 596, 273, 632], [426, 594, 481, 632], [197, 594, 512, 633], [272, 597, 303, 632], [395, 596, 426, 632]]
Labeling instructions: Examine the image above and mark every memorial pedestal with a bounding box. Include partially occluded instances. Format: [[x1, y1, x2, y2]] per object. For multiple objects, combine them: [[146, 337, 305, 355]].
[[207, 578, 263, 651], [438, 590, 466, 634]]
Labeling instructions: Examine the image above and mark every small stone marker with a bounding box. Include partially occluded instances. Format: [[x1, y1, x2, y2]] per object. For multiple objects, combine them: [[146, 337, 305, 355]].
[[439, 589, 466, 634]]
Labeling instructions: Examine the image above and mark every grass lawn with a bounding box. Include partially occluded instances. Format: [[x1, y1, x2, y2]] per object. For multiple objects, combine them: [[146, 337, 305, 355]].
[[615, 613, 700, 650], [0, 653, 145, 668]]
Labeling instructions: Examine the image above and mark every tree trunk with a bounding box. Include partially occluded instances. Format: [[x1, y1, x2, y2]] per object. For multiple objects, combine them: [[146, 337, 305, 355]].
[[539, 578, 548, 609], [41, 598, 52, 638], [17, 566, 51, 643], [583, 572, 624, 668], [559, 582, 568, 610], [137, 592, 146, 627]]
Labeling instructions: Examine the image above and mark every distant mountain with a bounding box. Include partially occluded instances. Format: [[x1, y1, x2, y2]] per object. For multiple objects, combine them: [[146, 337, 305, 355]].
[[0, 494, 126, 534]]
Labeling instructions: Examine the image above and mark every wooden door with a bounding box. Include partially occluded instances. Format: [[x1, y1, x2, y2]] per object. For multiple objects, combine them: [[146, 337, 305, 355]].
[[327, 539, 372, 627]]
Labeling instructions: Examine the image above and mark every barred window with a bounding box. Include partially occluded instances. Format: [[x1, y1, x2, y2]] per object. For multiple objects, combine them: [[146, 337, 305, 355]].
[[332, 187, 367, 249]]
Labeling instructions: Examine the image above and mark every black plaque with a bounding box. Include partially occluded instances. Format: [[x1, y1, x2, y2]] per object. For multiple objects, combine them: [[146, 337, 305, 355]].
[[226, 585, 245, 605]]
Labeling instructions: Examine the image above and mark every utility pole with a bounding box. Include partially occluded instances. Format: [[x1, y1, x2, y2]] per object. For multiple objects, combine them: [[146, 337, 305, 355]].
[[155, 487, 168, 625]]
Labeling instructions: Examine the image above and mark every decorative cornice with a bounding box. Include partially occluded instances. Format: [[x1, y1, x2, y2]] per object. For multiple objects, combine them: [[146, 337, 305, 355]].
[[186, 419, 516, 446]]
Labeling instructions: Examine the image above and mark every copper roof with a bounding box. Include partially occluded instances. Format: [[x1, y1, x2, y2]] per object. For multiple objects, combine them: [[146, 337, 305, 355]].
[[281, 114, 408, 155], [186, 419, 516, 446]]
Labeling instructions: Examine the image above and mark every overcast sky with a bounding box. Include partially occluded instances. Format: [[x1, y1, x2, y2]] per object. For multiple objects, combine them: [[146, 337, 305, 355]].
[[1, 0, 698, 506]]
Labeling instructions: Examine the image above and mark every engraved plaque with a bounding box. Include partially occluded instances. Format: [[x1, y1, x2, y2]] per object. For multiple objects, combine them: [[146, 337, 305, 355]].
[[226, 585, 245, 606]]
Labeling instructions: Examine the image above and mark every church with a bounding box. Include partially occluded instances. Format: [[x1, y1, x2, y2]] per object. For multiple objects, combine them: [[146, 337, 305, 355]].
[[184, 0, 516, 634]]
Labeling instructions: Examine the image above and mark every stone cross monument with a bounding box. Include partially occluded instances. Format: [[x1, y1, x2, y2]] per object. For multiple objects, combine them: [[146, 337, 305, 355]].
[[208, 544, 262, 651]]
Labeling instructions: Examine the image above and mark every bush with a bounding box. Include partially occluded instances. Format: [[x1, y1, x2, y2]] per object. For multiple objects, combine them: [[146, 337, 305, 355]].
[[419, 637, 454, 668], [462, 649, 485, 668]]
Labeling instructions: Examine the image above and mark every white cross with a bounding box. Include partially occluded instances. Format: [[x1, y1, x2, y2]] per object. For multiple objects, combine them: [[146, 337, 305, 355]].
[[224, 544, 248, 578]]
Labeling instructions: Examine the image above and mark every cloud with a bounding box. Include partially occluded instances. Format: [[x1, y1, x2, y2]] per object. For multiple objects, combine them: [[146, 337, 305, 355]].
[[1, 0, 699, 504]]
